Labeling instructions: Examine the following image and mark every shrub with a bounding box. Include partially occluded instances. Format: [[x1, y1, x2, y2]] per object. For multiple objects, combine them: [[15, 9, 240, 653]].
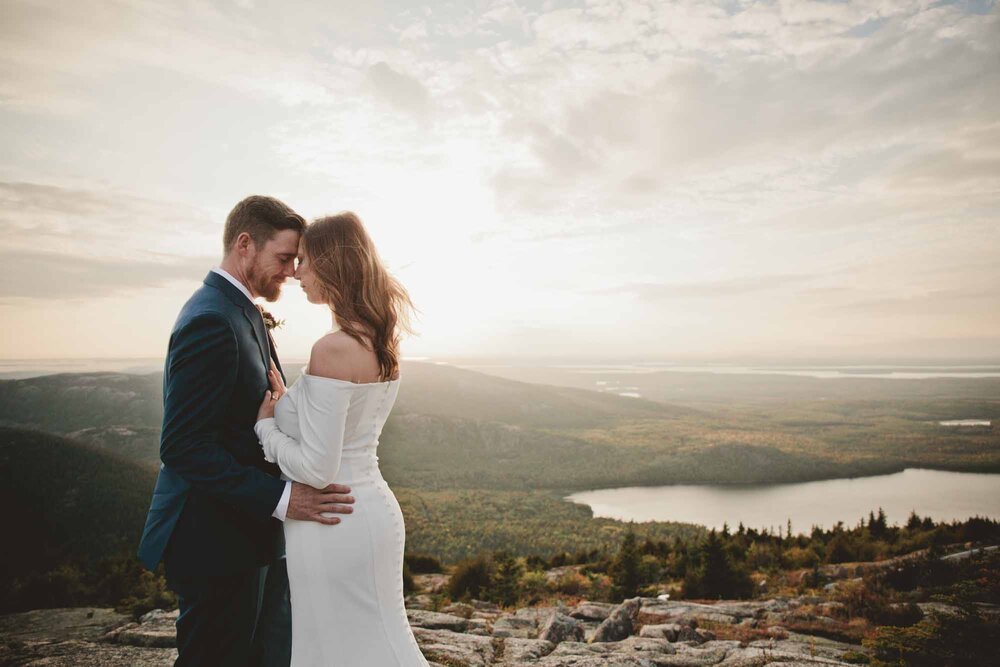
[[405, 554, 444, 574], [553, 571, 590, 596], [783, 546, 820, 569], [447, 555, 492, 601], [584, 572, 613, 602], [518, 571, 550, 604], [403, 562, 417, 595], [826, 534, 857, 564], [864, 609, 1000, 666], [832, 578, 892, 624]]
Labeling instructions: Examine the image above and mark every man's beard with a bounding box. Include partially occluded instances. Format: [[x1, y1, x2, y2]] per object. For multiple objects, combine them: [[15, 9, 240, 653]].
[[249, 264, 283, 302]]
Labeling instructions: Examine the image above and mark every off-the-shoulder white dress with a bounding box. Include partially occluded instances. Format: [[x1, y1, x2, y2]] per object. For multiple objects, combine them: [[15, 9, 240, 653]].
[[255, 360, 428, 667]]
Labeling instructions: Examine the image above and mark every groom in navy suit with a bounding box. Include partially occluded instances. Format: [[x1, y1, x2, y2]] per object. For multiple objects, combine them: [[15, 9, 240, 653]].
[[138, 196, 355, 666]]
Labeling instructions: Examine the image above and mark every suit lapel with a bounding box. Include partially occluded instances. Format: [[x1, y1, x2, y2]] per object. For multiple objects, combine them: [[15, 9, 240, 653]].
[[266, 328, 286, 381], [202, 271, 273, 373], [242, 306, 271, 372]]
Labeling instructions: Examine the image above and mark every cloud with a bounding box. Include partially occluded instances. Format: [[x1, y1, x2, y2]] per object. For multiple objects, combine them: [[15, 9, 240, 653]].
[[601, 274, 820, 300], [0, 249, 213, 299], [366, 62, 431, 118], [0, 1, 996, 359], [0, 181, 216, 255], [834, 288, 1000, 315], [481, 0, 1000, 222]]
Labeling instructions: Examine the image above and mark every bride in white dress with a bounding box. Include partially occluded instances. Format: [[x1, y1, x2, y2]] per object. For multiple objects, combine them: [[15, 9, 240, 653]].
[[254, 212, 427, 667]]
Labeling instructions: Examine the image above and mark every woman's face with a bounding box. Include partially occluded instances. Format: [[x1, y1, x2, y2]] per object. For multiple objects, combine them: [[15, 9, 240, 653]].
[[293, 238, 323, 304]]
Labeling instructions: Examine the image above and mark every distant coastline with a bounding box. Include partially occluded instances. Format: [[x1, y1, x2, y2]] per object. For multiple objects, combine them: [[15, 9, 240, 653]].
[[4, 357, 1000, 381]]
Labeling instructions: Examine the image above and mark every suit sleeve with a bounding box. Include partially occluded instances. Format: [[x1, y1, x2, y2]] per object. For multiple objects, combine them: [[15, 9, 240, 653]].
[[254, 378, 351, 490], [160, 313, 284, 520]]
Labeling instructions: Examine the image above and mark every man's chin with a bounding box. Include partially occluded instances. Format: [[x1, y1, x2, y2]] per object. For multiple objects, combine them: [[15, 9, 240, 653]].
[[259, 283, 283, 302]]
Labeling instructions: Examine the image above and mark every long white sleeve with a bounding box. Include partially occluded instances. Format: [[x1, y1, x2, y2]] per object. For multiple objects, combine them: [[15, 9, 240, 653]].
[[255, 377, 353, 489]]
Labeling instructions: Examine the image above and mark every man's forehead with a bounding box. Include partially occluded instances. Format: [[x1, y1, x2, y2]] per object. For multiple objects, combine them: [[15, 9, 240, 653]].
[[265, 229, 301, 254]]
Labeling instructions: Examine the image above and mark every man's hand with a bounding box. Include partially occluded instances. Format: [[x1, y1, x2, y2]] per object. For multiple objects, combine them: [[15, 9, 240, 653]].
[[286, 482, 354, 525]]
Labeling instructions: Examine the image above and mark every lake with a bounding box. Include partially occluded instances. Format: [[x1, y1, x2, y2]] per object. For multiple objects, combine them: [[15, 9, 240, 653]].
[[566, 468, 1000, 535], [939, 419, 991, 427]]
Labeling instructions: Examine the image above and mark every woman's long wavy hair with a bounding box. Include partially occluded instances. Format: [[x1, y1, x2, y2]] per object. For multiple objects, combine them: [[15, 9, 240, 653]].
[[303, 212, 415, 381]]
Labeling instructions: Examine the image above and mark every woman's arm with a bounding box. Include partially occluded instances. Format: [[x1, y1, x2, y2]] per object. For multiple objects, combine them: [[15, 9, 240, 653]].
[[254, 378, 352, 489]]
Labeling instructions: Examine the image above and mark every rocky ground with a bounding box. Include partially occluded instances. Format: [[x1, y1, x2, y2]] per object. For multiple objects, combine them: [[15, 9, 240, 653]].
[[0, 591, 918, 667]]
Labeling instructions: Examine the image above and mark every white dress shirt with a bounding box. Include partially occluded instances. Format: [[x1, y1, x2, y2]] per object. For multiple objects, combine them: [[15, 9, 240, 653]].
[[211, 267, 292, 522]]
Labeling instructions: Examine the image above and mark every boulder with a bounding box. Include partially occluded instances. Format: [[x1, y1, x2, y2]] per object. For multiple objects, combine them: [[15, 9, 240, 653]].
[[569, 601, 615, 621], [413, 573, 449, 593], [677, 623, 706, 643], [0, 608, 131, 643], [470, 599, 500, 612], [441, 602, 475, 619], [639, 622, 682, 641], [0, 638, 178, 666], [502, 637, 556, 661], [411, 627, 495, 667], [749, 632, 871, 663], [139, 609, 178, 624], [115, 624, 176, 649], [407, 609, 471, 632], [538, 611, 585, 644], [515, 606, 558, 624], [917, 602, 965, 619], [591, 597, 640, 642], [405, 593, 435, 610], [688, 610, 739, 626], [492, 614, 538, 638], [115, 608, 178, 648], [0, 607, 175, 666], [608, 635, 677, 655]]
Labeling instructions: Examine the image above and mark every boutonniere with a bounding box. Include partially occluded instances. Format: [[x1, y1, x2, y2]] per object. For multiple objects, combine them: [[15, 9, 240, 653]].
[[256, 304, 285, 331]]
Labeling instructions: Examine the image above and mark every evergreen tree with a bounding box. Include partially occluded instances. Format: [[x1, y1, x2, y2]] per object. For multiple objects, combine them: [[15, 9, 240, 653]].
[[683, 529, 753, 599], [610, 526, 642, 600], [871, 508, 888, 539], [490, 552, 523, 607]]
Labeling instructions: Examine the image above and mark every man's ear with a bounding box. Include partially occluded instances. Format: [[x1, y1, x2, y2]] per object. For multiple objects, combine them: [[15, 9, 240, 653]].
[[236, 232, 255, 256]]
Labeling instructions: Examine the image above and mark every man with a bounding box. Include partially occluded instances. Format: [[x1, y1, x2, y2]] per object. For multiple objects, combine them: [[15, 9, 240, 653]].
[[138, 195, 354, 666]]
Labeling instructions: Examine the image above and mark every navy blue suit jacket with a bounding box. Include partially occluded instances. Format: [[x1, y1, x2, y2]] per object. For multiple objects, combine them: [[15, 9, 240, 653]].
[[138, 271, 287, 579]]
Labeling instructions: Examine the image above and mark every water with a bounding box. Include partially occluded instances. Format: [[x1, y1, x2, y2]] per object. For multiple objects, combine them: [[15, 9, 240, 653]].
[[566, 468, 1000, 535], [939, 419, 991, 427], [563, 363, 1000, 380]]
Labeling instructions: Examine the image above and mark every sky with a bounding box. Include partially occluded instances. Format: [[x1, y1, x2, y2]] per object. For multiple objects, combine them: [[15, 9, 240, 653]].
[[1, 0, 998, 362]]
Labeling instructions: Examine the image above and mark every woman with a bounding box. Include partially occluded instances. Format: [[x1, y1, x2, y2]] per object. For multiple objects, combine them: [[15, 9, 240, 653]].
[[254, 212, 426, 666]]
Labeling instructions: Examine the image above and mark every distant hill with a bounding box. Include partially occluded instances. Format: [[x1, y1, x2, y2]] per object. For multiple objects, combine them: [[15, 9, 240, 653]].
[[1, 363, 996, 495], [0, 427, 156, 576], [0, 363, 701, 481], [0, 362, 692, 434], [391, 362, 695, 428], [464, 364, 1000, 405], [0, 372, 162, 432]]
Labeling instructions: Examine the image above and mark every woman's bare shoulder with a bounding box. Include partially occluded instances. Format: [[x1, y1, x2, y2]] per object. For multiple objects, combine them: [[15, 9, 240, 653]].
[[309, 331, 378, 382]]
